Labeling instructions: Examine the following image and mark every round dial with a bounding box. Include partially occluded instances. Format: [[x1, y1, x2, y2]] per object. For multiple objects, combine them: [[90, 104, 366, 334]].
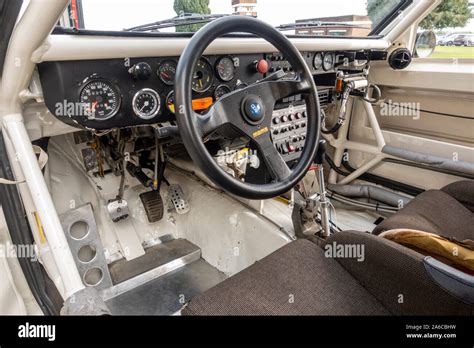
[[216, 57, 235, 81], [323, 52, 334, 71], [192, 58, 213, 93], [166, 91, 175, 113], [214, 84, 232, 100], [313, 52, 323, 70], [132, 88, 161, 119], [79, 79, 120, 121], [158, 60, 177, 85]]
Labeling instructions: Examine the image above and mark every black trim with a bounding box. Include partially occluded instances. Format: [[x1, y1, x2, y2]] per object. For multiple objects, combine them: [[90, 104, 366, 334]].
[[369, 0, 414, 36], [51, 26, 384, 40], [0, 132, 58, 315], [0, 0, 23, 75]]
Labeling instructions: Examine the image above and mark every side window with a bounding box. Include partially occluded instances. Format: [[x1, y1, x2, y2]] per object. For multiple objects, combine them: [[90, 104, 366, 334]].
[[430, 33, 474, 59], [415, 0, 473, 59]]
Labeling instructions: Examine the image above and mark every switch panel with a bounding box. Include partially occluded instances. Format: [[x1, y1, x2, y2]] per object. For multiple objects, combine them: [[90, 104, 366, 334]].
[[271, 105, 308, 163]]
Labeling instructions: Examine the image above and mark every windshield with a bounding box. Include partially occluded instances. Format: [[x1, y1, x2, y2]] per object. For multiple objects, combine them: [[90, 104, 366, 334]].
[[64, 0, 408, 37]]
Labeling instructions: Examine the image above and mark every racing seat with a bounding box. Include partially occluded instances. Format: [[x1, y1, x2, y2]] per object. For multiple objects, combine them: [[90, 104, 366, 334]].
[[373, 180, 474, 240], [182, 231, 472, 316]]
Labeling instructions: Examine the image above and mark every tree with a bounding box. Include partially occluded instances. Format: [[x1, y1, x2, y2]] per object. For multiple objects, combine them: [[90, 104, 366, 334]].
[[366, 0, 471, 30], [173, 0, 211, 32], [420, 0, 471, 30], [366, 0, 395, 28]]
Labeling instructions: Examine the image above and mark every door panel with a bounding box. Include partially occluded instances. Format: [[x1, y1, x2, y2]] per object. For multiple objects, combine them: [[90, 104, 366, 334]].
[[346, 58, 474, 191]]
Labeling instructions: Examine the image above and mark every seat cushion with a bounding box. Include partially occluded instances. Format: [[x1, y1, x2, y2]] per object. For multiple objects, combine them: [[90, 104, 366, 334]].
[[373, 190, 474, 241], [324, 231, 473, 315], [441, 180, 474, 213], [182, 239, 389, 315]]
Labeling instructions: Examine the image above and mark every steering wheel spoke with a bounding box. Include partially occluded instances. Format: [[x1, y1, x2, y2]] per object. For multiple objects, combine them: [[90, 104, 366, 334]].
[[196, 107, 228, 138], [254, 134, 291, 181], [267, 79, 311, 103]]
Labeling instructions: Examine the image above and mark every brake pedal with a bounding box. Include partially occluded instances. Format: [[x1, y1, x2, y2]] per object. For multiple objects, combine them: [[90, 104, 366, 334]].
[[168, 184, 190, 215], [140, 191, 164, 223]]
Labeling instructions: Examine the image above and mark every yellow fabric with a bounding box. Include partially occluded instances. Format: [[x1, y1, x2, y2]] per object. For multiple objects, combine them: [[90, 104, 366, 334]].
[[379, 229, 474, 273]]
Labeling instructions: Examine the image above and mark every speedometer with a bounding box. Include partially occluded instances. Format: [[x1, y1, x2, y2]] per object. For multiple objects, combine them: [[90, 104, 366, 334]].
[[192, 58, 213, 93], [79, 79, 121, 121]]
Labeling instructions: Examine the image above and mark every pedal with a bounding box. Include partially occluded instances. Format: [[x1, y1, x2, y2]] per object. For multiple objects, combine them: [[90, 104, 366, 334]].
[[140, 190, 164, 223], [168, 184, 190, 215], [107, 199, 130, 223]]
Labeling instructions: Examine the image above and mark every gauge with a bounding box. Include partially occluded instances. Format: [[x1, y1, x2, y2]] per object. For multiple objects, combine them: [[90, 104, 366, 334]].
[[214, 84, 232, 101], [192, 58, 213, 93], [323, 52, 335, 71], [79, 79, 121, 121], [132, 88, 161, 119], [313, 52, 323, 70], [158, 60, 177, 85], [166, 91, 175, 113], [216, 57, 235, 82]]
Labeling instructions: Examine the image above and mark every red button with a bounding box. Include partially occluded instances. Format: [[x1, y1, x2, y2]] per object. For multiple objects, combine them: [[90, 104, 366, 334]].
[[287, 143, 295, 152], [256, 59, 269, 74]]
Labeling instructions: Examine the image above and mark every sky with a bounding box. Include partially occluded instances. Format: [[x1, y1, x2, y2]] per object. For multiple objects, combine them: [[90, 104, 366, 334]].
[[81, 0, 369, 31]]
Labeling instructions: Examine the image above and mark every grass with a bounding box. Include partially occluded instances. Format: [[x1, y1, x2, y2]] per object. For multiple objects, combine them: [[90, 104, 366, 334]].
[[430, 45, 474, 59]]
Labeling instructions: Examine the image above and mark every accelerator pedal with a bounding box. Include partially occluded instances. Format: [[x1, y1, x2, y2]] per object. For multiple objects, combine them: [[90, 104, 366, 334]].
[[168, 184, 190, 215], [140, 190, 164, 223]]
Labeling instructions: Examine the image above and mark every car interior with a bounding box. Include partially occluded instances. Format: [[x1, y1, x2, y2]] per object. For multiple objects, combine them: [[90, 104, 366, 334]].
[[0, 0, 472, 318]]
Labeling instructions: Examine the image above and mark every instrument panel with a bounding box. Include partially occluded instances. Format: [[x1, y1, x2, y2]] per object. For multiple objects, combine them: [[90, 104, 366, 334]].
[[38, 51, 340, 130]]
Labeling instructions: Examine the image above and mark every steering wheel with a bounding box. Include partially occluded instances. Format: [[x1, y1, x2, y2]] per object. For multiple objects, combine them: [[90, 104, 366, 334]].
[[175, 16, 321, 200]]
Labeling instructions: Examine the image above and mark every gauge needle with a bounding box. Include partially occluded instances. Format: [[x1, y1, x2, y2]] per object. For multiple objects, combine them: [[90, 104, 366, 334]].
[[161, 72, 169, 79], [199, 80, 203, 88], [91, 101, 98, 112]]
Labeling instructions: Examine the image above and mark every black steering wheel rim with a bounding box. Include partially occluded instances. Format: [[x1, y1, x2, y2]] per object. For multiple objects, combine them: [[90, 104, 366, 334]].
[[175, 16, 321, 200]]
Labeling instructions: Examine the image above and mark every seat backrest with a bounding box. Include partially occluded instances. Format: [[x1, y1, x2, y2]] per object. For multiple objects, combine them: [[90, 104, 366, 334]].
[[322, 231, 473, 315]]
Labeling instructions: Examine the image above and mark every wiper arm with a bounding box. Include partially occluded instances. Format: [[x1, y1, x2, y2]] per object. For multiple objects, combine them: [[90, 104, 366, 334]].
[[124, 13, 230, 32], [276, 21, 370, 32]]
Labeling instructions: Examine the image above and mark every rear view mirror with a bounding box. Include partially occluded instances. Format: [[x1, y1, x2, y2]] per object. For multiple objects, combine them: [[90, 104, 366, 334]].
[[414, 30, 436, 58]]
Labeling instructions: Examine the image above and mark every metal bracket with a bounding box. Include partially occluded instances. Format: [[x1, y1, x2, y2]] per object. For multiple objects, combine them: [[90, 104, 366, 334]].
[[59, 204, 113, 291]]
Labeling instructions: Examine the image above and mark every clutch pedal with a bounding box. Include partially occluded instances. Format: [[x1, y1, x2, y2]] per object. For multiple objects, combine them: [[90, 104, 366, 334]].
[[140, 190, 164, 223], [168, 184, 190, 215], [107, 199, 130, 223]]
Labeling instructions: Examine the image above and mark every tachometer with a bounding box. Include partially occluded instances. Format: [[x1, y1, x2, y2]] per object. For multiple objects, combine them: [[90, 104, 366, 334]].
[[132, 88, 161, 119], [216, 57, 235, 82], [323, 52, 334, 71], [158, 60, 177, 85], [192, 58, 213, 93], [79, 79, 120, 121]]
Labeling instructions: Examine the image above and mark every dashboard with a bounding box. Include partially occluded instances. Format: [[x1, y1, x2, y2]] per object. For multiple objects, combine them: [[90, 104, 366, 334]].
[[37, 51, 342, 131]]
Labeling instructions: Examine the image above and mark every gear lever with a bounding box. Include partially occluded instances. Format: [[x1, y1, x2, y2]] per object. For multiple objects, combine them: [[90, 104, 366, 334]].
[[314, 140, 331, 237]]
